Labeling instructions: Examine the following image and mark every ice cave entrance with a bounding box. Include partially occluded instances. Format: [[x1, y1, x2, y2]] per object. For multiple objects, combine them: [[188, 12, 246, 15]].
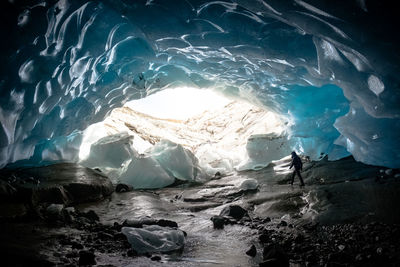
[[79, 87, 286, 188]]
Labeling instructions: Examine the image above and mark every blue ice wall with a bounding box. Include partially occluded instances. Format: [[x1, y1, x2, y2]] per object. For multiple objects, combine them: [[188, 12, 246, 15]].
[[1, 0, 400, 168], [283, 84, 350, 160]]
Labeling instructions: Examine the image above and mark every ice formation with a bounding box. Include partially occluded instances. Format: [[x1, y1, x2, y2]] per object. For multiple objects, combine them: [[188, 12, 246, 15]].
[[83, 98, 285, 175], [1, 0, 400, 170], [80, 132, 203, 188], [121, 225, 185, 254]]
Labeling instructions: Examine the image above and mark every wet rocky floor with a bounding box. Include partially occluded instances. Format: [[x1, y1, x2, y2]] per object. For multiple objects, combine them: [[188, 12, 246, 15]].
[[1, 156, 400, 266]]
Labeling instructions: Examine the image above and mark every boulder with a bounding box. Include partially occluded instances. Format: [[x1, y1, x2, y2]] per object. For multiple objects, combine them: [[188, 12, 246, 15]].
[[79, 210, 99, 222], [45, 204, 64, 222], [219, 205, 247, 220], [246, 244, 257, 257], [2, 163, 114, 206], [116, 183, 133, 193], [0, 179, 17, 199], [78, 250, 96, 266], [385, 169, 393, 176], [211, 215, 225, 229], [262, 244, 289, 267], [123, 216, 178, 228]]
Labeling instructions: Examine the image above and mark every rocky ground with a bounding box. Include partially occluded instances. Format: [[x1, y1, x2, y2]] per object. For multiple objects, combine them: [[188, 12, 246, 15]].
[[1, 157, 400, 266]]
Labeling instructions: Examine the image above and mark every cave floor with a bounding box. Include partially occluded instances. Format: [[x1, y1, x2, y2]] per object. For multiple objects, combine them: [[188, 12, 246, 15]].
[[1, 156, 400, 266]]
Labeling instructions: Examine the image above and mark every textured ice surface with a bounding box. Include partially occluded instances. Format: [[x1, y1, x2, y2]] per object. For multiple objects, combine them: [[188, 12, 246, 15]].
[[237, 133, 293, 171], [1, 0, 400, 168], [81, 133, 203, 188], [82, 132, 137, 169], [119, 156, 175, 189], [87, 100, 284, 174], [121, 225, 185, 254], [147, 140, 203, 181]]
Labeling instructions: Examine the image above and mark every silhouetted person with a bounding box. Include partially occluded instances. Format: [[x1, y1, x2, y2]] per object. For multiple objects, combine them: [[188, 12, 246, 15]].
[[289, 151, 305, 186]]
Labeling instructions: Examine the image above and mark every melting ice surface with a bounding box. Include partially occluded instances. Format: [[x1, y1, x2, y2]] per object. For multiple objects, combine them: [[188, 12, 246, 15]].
[[1, 0, 400, 173]]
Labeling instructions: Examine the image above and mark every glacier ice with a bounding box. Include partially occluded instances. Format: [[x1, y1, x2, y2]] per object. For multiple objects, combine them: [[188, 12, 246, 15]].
[[122, 225, 185, 254], [236, 133, 293, 171], [147, 139, 204, 182], [82, 132, 137, 169], [1, 0, 400, 169], [79, 131, 205, 188], [119, 156, 175, 189]]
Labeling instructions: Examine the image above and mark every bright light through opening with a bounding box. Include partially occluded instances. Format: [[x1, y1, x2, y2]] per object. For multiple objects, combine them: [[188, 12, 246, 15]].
[[79, 86, 287, 177], [125, 87, 231, 120]]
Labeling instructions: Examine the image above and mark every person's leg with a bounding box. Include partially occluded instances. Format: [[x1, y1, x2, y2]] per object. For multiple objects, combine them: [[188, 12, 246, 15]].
[[291, 171, 295, 185], [296, 170, 305, 186]]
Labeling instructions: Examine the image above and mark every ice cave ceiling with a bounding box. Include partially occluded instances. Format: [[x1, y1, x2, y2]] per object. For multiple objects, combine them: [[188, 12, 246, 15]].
[[0, 0, 399, 169]]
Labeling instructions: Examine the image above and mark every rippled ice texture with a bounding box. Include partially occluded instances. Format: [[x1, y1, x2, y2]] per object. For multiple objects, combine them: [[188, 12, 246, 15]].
[[1, 0, 400, 168]]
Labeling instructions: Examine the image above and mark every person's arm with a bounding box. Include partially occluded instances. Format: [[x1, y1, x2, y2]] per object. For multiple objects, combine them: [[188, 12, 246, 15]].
[[289, 160, 293, 169]]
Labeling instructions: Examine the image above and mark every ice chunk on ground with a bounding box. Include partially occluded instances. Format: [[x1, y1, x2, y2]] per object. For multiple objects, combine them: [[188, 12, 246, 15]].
[[119, 156, 175, 189], [121, 225, 185, 254], [147, 139, 203, 181], [236, 133, 292, 171], [82, 132, 138, 169]]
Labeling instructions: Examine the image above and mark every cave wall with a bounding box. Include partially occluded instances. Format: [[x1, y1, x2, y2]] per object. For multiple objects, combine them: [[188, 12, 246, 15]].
[[0, 0, 399, 168]]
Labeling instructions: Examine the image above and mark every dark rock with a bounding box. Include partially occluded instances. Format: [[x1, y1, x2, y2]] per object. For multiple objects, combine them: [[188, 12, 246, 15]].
[[98, 231, 113, 240], [151, 255, 161, 261], [79, 250, 96, 266], [156, 219, 178, 228], [0, 179, 17, 199], [115, 183, 133, 193], [80, 210, 99, 222], [62, 209, 74, 223], [385, 169, 393, 176], [219, 205, 247, 220], [113, 222, 122, 231], [211, 215, 225, 229], [71, 241, 84, 250], [123, 217, 178, 228], [127, 248, 138, 257], [327, 252, 352, 263], [259, 258, 287, 267], [263, 217, 271, 223], [278, 221, 287, 227], [0, 202, 28, 219], [45, 204, 64, 222], [66, 251, 79, 258], [123, 217, 157, 228], [306, 253, 318, 263], [294, 233, 304, 243], [302, 221, 318, 231], [246, 244, 257, 257], [113, 232, 127, 240], [325, 262, 346, 267], [4, 164, 114, 206], [263, 244, 289, 267], [259, 233, 270, 243]]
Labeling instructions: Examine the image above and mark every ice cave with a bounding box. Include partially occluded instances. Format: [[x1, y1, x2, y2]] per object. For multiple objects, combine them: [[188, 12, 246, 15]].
[[1, 0, 400, 266]]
